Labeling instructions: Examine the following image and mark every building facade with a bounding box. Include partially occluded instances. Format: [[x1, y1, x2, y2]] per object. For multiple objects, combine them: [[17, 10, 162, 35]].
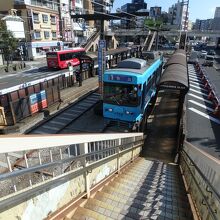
[[149, 6, 161, 19], [168, 1, 189, 31], [0, 0, 62, 60], [214, 7, 220, 18], [121, 0, 147, 28]]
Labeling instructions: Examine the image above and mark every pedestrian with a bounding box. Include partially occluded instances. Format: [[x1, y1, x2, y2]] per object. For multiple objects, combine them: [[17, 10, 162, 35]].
[[75, 69, 82, 87]]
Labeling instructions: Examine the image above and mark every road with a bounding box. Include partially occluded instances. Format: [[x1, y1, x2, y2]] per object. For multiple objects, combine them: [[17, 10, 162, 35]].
[[186, 57, 220, 159], [0, 60, 68, 90]]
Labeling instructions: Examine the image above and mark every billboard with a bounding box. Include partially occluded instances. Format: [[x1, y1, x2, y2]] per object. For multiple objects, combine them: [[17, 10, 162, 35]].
[[6, 20, 25, 39]]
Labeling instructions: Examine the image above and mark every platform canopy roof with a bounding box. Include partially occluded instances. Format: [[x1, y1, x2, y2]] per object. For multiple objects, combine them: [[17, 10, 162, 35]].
[[163, 49, 187, 68], [159, 49, 189, 93]]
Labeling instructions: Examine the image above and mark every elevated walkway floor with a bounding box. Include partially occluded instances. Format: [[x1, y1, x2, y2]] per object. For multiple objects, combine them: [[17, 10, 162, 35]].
[[66, 90, 194, 220], [142, 90, 180, 163]]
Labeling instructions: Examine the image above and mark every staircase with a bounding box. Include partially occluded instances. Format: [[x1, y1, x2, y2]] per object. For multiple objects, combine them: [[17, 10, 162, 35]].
[[69, 158, 193, 220], [142, 31, 157, 51], [81, 31, 100, 52]]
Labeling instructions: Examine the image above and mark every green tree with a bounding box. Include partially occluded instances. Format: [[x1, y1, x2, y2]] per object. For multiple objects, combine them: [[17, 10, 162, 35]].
[[144, 18, 163, 30], [0, 20, 18, 71]]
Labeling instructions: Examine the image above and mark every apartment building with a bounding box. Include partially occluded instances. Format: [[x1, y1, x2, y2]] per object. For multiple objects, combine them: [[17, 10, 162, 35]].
[[59, 0, 73, 48], [0, 0, 62, 60], [168, 1, 189, 31]]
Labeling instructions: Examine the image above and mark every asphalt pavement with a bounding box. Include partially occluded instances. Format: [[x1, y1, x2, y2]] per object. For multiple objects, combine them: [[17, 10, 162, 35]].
[[186, 64, 220, 159]]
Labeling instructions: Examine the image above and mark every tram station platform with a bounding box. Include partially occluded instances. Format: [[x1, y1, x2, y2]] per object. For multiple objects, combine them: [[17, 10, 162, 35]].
[[186, 64, 220, 159], [0, 76, 99, 134]]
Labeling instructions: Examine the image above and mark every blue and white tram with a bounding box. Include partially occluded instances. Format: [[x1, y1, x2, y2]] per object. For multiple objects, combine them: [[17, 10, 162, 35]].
[[103, 56, 163, 130]]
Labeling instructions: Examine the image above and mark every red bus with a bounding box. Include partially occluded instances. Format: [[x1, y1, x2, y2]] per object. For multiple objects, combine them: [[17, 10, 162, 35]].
[[46, 48, 86, 69]]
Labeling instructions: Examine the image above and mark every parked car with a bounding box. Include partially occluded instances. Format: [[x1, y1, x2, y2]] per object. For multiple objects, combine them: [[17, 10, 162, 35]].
[[199, 50, 208, 58], [188, 51, 199, 64], [202, 55, 215, 67], [207, 50, 216, 56]]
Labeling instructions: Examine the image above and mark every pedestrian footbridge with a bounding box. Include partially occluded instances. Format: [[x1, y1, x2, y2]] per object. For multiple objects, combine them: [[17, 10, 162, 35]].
[[0, 132, 219, 220]]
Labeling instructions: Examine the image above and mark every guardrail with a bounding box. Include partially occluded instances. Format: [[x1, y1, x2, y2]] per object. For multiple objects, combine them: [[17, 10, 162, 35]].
[[180, 141, 220, 220], [195, 63, 220, 117], [0, 133, 143, 219]]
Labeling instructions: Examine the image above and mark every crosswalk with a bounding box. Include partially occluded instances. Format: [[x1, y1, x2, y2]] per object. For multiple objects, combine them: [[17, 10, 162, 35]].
[[187, 64, 220, 125]]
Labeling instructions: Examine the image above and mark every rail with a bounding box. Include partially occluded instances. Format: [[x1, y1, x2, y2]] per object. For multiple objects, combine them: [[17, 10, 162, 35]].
[[0, 133, 143, 218], [196, 64, 220, 116], [180, 141, 220, 220]]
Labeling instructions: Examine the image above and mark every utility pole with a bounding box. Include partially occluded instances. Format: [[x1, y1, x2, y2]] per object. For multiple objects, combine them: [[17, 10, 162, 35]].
[[179, 0, 189, 50], [58, 0, 63, 49]]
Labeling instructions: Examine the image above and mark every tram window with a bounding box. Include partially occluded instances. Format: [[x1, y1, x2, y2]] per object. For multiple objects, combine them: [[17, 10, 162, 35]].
[[142, 82, 146, 108], [104, 83, 139, 106]]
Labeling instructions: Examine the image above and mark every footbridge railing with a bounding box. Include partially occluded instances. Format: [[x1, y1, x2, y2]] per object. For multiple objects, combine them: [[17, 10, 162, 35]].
[[0, 133, 143, 219], [180, 141, 220, 220]]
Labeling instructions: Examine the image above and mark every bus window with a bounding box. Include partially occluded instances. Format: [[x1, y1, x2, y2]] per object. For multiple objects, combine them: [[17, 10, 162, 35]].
[[46, 52, 57, 58]]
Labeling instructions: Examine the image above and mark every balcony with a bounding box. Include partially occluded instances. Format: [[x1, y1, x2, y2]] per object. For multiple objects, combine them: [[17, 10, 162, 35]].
[[30, 0, 58, 11]]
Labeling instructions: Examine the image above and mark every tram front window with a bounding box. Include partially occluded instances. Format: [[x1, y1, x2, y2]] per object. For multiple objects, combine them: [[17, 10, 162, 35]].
[[104, 83, 139, 106]]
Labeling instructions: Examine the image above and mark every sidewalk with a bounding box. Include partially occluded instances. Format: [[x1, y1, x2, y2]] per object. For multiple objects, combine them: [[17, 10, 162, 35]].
[[0, 58, 47, 75]]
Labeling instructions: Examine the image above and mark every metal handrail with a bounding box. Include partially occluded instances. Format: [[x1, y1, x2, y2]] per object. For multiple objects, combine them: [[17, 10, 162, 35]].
[[182, 145, 220, 203], [181, 146, 220, 220], [0, 140, 143, 181]]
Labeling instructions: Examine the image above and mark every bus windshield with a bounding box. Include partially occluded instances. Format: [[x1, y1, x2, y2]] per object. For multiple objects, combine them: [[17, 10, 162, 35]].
[[46, 52, 57, 59], [104, 83, 139, 107]]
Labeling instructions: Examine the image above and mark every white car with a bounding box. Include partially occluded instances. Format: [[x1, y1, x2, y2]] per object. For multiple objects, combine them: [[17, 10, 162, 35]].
[[200, 50, 207, 58]]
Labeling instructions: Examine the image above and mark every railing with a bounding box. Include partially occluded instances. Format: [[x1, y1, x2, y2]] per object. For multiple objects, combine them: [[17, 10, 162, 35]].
[[196, 64, 220, 117], [0, 133, 143, 218], [180, 141, 220, 220], [84, 31, 100, 51]]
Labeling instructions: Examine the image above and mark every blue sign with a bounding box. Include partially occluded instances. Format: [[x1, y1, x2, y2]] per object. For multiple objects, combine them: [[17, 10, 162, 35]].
[[98, 40, 106, 96], [36, 90, 46, 101], [109, 75, 133, 82], [29, 93, 37, 105]]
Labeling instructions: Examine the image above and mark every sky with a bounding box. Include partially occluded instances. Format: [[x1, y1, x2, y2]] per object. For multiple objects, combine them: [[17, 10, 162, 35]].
[[112, 0, 220, 22]]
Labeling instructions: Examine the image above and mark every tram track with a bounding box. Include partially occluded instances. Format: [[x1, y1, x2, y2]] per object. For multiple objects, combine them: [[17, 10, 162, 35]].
[[26, 89, 100, 134]]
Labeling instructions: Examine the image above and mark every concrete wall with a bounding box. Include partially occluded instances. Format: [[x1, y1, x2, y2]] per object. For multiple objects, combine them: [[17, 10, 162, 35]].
[[0, 174, 85, 220]]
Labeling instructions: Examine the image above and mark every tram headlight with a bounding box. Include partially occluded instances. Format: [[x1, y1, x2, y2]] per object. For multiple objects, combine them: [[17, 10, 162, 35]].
[[126, 111, 133, 115], [108, 108, 113, 112]]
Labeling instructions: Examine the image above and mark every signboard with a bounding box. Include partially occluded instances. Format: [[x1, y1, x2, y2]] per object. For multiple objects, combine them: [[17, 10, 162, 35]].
[[6, 20, 25, 39], [29, 93, 38, 114], [98, 40, 106, 97], [29, 90, 47, 114], [109, 75, 132, 83]]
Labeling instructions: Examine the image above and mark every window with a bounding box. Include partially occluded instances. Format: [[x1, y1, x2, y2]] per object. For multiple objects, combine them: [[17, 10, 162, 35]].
[[42, 14, 48, 23], [44, 31, 50, 39], [104, 83, 139, 107], [75, 7, 80, 14], [59, 52, 75, 61], [34, 31, 41, 39], [52, 32, 57, 39], [33, 13, 39, 23], [51, 15, 56, 24]]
